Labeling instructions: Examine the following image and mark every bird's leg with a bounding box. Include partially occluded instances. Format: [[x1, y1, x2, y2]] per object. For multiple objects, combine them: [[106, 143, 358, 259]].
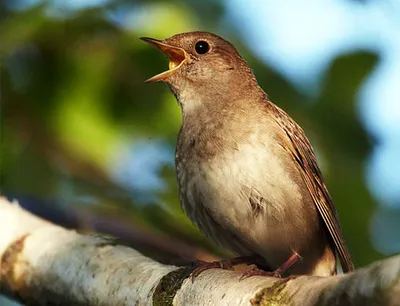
[[190, 255, 257, 279], [240, 251, 301, 280], [274, 251, 302, 275]]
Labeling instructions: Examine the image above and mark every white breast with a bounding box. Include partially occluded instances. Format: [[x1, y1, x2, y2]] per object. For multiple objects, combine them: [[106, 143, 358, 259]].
[[196, 136, 303, 223], [179, 127, 310, 256]]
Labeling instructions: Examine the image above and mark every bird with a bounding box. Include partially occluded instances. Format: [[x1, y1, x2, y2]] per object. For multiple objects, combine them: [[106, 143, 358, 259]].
[[141, 31, 354, 277]]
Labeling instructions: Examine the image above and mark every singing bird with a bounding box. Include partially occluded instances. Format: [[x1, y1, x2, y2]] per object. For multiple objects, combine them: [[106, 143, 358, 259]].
[[141, 32, 354, 277]]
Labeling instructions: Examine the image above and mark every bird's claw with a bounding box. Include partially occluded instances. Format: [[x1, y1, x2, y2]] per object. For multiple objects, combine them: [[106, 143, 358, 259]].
[[190, 259, 235, 281], [239, 264, 281, 281], [239, 252, 301, 281]]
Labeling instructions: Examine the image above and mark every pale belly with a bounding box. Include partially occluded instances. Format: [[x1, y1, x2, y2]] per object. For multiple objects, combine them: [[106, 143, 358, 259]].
[[176, 140, 328, 273]]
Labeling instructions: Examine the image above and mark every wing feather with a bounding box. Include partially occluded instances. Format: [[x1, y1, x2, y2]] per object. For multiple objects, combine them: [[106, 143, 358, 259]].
[[267, 102, 354, 273]]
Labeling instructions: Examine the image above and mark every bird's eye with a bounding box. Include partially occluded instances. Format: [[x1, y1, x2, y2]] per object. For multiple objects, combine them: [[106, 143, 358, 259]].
[[195, 41, 210, 54]]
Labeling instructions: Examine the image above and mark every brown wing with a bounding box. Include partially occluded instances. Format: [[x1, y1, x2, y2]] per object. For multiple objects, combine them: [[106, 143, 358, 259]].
[[267, 102, 354, 273]]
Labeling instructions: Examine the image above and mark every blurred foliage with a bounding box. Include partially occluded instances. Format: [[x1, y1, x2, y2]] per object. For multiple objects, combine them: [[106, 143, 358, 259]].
[[0, 0, 384, 272]]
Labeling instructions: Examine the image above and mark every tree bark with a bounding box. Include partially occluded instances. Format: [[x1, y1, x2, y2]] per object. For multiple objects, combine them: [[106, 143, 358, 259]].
[[0, 196, 399, 306]]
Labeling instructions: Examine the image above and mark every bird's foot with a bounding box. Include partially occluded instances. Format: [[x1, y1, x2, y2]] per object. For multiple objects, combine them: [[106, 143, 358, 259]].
[[239, 264, 281, 280], [190, 259, 234, 280], [190, 255, 256, 280], [240, 251, 301, 281]]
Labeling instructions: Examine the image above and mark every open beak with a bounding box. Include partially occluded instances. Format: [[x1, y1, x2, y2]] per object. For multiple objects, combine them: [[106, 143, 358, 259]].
[[140, 37, 189, 83]]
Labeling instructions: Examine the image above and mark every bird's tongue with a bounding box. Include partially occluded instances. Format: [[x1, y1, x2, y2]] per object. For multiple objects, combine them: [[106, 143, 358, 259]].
[[169, 59, 180, 70], [167, 48, 186, 70]]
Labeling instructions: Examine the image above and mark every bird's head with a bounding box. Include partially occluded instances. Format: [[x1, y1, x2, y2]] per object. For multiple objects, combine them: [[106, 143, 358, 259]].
[[141, 32, 260, 108]]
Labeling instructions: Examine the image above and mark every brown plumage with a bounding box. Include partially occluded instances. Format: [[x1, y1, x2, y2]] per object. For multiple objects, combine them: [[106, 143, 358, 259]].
[[141, 31, 354, 276]]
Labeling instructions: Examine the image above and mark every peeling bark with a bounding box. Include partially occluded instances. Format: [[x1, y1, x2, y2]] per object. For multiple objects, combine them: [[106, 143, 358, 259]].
[[0, 197, 399, 305]]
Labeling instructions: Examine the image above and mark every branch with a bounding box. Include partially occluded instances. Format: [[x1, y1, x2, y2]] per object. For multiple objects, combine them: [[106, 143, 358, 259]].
[[14, 196, 219, 265], [0, 197, 399, 305]]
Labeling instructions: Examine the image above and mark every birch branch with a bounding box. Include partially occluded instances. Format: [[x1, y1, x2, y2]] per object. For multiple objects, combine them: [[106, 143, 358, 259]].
[[0, 196, 399, 306]]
